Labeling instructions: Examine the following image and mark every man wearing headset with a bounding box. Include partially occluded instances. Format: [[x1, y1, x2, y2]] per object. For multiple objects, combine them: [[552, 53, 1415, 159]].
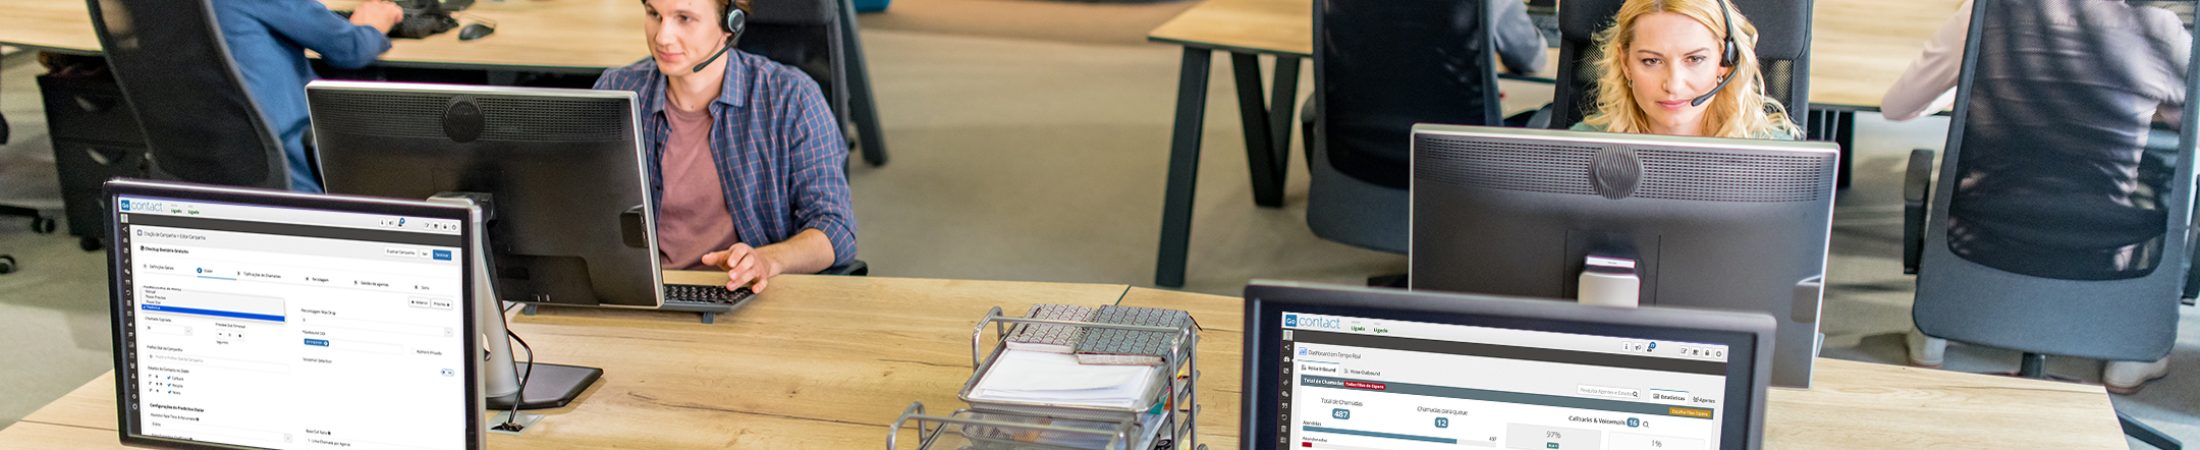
[[595, 0, 857, 293]]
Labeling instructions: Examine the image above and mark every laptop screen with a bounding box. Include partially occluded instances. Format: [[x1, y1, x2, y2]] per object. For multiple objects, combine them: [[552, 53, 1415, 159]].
[[1281, 312, 1731, 450], [1245, 282, 1770, 450], [110, 182, 478, 450]]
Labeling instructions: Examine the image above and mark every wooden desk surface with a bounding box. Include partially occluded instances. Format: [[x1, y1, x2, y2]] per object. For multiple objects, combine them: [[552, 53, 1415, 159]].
[[1146, 0, 1966, 109], [1114, 286, 2132, 450], [0, 277, 2129, 448], [0, 0, 649, 72], [0, 275, 1135, 448]]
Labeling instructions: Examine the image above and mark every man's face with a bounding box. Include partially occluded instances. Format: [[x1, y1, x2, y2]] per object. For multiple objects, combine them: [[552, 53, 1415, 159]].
[[643, 0, 733, 76]]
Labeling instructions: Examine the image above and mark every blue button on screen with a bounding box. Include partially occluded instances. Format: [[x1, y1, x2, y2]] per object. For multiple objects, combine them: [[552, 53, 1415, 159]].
[[432, 250, 452, 261]]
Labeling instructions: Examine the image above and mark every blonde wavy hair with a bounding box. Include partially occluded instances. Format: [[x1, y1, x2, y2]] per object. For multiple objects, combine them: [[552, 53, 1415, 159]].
[[1579, 0, 1800, 138]]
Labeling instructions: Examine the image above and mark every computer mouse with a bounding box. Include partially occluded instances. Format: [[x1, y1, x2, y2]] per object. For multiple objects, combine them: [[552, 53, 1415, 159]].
[[458, 23, 495, 41]]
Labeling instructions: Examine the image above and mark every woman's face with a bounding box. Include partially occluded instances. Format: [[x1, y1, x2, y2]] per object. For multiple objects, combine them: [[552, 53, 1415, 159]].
[[1623, 12, 1732, 135], [643, 0, 732, 77]]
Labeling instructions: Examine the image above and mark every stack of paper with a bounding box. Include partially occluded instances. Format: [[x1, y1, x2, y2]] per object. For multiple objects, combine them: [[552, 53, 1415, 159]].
[[970, 349, 1161, 410]]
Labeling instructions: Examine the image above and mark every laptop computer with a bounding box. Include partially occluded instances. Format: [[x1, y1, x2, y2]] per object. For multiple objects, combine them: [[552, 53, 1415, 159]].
[[107, 179, 483, 450], [1242, 280, 1775, 450]]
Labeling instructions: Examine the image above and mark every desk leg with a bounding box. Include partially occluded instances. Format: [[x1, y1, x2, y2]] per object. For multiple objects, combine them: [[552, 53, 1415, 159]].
[[1231, 53, 1301, 208], [1808, 108, 1857, 188], [1156, 48, 1214, 288]]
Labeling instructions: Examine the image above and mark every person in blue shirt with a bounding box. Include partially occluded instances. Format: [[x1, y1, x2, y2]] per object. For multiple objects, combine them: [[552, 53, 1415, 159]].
[[594, 0, 858, 292], [213, 0, 402, 192]]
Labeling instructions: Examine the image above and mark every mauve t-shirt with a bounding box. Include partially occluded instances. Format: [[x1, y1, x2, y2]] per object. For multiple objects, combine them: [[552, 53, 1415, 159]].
[[655, 105, 739, 270]]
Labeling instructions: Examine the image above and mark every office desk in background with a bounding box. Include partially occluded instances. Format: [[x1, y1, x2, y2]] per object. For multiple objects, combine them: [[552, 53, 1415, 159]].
[[0, 274, 2133, 448], [1144, 0, 1964, 287], [0, 0, 651, 72]]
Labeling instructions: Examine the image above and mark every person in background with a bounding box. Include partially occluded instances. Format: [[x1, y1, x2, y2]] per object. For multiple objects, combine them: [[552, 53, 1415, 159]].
[[1493, 0, 1551, 75], [213, 0, 402, 193], [595, 0, 857, 293], [1881, 0, 2189, 394], [1571, 0, 1799, 139]]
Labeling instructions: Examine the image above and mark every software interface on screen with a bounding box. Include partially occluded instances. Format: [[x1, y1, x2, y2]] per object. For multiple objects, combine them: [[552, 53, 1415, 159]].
[[115, 195, 469, 450], [1278, 313, 1731, 450]]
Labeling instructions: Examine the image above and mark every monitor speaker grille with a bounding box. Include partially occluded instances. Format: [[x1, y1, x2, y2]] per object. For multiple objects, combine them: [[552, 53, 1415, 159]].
[[1417, 138, 1597, 196], [1415, 134, 1828, 203], [311, 90, 632, 142]]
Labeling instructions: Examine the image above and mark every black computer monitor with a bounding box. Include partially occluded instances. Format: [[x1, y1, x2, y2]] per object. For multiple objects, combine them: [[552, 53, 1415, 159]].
[[1406, 124, 1837, 388], [1243, 280, 1776, 450], [105, 179, 484, 449], [308, 80, 664, 309]]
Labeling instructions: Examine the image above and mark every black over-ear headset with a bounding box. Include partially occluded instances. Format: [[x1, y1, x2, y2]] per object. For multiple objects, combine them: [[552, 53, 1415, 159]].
[[1688, 0, 1741, 107], [690, 1, 748, 73]]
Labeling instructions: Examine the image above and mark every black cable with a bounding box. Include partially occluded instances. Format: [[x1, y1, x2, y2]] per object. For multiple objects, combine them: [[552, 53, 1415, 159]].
[[490, 300, 534, 432]]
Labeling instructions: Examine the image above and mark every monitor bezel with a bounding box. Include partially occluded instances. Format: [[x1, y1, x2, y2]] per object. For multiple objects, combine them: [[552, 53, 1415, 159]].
[[1242, 280, 1775, 450], [105, 179, 484, 450]]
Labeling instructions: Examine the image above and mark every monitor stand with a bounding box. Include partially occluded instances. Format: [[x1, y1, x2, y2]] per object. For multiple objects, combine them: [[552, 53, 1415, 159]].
[[1577, 255, 1640, 308], [430, 193, 603, 411]]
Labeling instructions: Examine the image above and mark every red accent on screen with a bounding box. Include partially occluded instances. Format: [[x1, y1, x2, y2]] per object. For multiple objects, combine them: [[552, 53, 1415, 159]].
[[1341, 381, 1388, 390]]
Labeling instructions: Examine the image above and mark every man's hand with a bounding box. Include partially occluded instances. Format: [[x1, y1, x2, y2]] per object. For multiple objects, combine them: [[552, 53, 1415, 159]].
[[350, 0, 405, 34], [701, 243, 786, 293]]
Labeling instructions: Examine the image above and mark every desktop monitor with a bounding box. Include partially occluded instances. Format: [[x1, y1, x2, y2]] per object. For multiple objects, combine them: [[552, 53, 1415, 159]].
[[1243, 280, 1776, 450], [307, 80, 665, 309], [105, 179, 481, 450], [1406, 124, 1836, 388]]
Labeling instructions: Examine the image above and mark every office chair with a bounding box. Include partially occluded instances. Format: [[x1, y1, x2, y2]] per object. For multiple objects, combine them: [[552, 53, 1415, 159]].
[[85, 0, 290, 190], [1296, 0, 1504, 286], [1544, 0, 1813, 131], [1902, 1, 2190, 448], [1, 64, 60, 275], [739, 0, 889, 167]]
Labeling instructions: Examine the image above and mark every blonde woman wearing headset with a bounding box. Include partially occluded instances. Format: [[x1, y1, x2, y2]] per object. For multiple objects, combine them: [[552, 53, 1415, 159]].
[[1572, 0, 1801, 140]]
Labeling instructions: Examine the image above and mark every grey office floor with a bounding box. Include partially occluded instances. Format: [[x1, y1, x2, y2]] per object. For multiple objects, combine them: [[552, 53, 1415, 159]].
[[2, 25, 2197, 446]]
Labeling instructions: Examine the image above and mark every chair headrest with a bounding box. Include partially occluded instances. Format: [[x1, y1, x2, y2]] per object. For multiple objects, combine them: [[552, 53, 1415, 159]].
[[749, 0, 837, 26]]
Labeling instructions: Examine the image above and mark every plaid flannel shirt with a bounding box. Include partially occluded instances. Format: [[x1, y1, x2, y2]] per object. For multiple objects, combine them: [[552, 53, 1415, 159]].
[[594, 51, 857, 266]]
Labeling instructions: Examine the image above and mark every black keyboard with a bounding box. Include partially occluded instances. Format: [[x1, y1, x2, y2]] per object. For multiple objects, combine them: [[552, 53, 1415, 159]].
[[667, 284, 752, 304], [660, 284, 754, 315], [331, 9, 457, 39]]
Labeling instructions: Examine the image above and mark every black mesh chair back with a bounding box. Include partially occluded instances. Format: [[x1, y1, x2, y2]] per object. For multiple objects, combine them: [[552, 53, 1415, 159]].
[[1314, 0, 1501, 188], [739, 0, 851, 130], [1548, 0, 1813, 131], [85, 0, 288, 189], [1914, 0, 2198, 360]]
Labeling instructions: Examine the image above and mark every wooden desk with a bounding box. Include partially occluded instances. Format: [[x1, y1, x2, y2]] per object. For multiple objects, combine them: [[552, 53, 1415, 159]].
[[0, 275, 1135, 448], [1114, 286, 2132, 450], [0, 0, 648, 72], [0, 276, 2134, 448], [1143, 0, 1966, 286]]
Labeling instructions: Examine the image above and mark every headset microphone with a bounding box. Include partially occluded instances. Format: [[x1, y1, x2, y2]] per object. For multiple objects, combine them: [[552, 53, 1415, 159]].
[[689, 7, 747, 74], [1689, 0, 1740, 107]]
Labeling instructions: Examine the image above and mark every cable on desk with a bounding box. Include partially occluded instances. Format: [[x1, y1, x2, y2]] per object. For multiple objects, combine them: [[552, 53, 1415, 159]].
[[492, 299, 534, 432]]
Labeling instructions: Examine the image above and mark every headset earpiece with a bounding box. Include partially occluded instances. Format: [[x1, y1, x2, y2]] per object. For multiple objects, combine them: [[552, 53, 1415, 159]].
[[1717, 0, 1738, 67], [724, 7, 746, 40], [1690, 0, 1743, 107]]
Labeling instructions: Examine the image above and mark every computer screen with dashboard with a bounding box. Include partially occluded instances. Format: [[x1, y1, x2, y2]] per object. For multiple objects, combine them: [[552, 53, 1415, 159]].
[[1245, 281, 1774, 450], [106, 180, 481, 450]]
